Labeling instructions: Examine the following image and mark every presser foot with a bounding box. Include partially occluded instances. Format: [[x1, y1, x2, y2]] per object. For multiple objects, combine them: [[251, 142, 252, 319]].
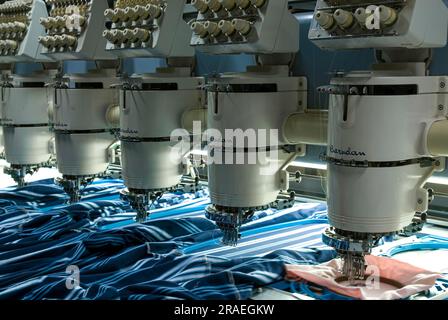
[[4, 164, 38, 187], [120, 189, 164, 223], [135, 206, 149, 223], [322, 227, 386, 284], [56, 176, 95, 204], [121, 176, 202, 223], [206, 205, 257, 246], [206, 193, 296, 246], [4, 158, 56, 187], [341, 252, 367, 284]]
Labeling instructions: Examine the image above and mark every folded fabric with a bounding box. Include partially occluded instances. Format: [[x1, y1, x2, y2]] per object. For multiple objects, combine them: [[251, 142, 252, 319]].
[[285, 255, 441, 300], [0, 249, 334, 300], [0, 178, 335, 300]]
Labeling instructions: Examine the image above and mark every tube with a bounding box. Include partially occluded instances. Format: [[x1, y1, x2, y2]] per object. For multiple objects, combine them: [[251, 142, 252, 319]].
[[182, 108, 207, 133], [428, 119, 448, 156], [283, 110, 328, 146]]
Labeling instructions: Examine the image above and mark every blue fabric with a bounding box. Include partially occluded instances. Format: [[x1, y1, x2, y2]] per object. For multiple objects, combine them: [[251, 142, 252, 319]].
[[0, 178, 336, 300]]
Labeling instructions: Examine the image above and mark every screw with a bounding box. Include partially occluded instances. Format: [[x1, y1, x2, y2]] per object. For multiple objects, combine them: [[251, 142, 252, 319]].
[[440, 82, 446, 89], [439, 105, 444, 111], [417, 199, 423, 204]]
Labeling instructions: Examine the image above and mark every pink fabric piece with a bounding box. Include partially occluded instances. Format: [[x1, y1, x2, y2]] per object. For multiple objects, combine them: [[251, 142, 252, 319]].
[[285, 255, 441, 300]]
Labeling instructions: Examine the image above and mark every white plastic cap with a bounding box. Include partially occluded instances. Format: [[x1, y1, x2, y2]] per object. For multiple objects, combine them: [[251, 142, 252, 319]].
[[250, 0, 266, 8], [191, 22, 208, 38], [220, 0, 236, 11], [206, 0, 222, 12], [232, 18, 251, 35], [334, 9, 354, 29], [236, 0, 250, 9], [192, 0, 209, 14], [379, 5, 398, 26], [133, 28, 151, 42], [314, 10, 335, 30], [204, 21, 221, 36], [218, 20, 235, 36], [354, 7, 368, 25], [145, 4, 162, 19]]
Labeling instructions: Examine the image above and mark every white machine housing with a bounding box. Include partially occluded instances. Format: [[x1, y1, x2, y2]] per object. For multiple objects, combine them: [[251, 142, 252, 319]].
[[39, 0, 113, 60], [190, 0, 299, 54], [309, 0, 448, 50], [0, 0, 50, 62], [103, 0, 194, 58], [191, 0, 303, 245], [53, 71, 119, 176], [0, 72, 54, 165], [326, 72, 447, 234], [0, 126, 3, 155], [120, 72, 204, 191], [207, 68, 307, 209], [309, 0, 448, 281], [191, 0, 303, 223], [102, 0, 203, 206]]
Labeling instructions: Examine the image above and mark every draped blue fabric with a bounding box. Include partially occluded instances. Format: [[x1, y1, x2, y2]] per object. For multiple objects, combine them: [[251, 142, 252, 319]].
[[0, 178, 336, 300]]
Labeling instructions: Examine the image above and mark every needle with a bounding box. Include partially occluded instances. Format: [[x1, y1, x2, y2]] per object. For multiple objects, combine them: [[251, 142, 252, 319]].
[[341, 252, 367, 284]]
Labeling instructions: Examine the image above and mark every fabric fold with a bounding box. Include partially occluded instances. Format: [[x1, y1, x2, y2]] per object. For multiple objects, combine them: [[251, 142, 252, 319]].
[[285, 255, 441, 300]]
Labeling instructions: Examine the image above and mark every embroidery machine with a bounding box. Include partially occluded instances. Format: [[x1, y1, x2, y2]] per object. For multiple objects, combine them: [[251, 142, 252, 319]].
[[102, 0, 206, 222], [189, 0, 312, 246], [307, 0, 448, 282], [0, 0, 57, 187], [39, 0, 120, 203]]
